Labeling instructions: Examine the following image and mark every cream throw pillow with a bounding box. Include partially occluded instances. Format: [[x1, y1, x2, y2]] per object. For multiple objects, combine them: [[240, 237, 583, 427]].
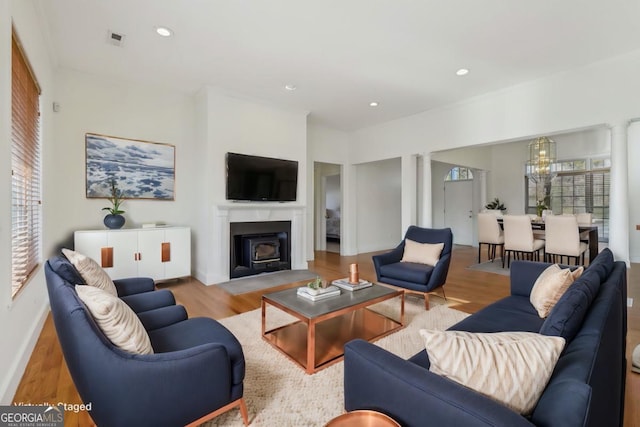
[[401, 239, 444, 266], [530, 264, 584, 318], [62, 248, 118, 296], [76, 285, 154, 355], [419, 329, 565, 415]]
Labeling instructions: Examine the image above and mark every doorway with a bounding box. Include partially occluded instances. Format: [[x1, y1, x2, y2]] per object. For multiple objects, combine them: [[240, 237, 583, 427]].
[[444, 167, 474, 245], [314, 162, 342, 253]]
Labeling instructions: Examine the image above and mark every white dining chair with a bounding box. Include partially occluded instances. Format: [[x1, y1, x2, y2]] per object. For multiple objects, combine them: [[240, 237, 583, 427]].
[[477, 213, 504, 263], [502, 215, 545, 268], [576, 212, 593, 226], [544, 215, 588, 265]]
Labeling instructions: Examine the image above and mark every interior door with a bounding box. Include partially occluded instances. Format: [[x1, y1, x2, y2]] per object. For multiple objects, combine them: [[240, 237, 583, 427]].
[[444, 180, 474, 245]]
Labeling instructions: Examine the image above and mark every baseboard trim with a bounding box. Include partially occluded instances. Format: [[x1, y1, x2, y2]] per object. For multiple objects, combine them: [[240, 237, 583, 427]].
[[0, 301, 49, 404]]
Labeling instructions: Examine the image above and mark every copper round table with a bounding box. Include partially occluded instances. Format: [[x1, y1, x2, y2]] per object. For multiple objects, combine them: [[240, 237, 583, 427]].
[[325, 410, 400, 427]]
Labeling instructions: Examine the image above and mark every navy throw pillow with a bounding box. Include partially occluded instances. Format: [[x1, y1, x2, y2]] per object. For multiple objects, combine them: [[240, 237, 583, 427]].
[[49, 255, 85, 285], [539, 271, 601, 342]]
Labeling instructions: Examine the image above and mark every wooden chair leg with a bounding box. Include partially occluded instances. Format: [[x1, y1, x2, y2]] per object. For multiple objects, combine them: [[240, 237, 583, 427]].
[[185, 398, 249, 427], [424, 293, 430, 310], [239, 398, 249, 426], [478, 244, 482, 263]]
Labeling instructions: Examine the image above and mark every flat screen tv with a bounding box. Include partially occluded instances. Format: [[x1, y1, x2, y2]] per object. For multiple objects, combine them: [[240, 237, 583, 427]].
[[226, 152, 298, 202]]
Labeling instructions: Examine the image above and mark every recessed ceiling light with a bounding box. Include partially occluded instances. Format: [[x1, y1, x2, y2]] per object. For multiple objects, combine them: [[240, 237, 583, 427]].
[[456, 68, 470, 76], [284, 84, 297, 91], [369, 101, 379, 107], [155, 26, 173, 37]]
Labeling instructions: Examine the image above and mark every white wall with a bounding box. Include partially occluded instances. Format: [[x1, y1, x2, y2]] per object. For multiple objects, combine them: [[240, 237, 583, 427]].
[[351, 50, 640, 163], [326, 175, 340, 210], [51, 68, 198, 247], [197, 88, 309, 284], [355, 158, 402, 253], [0, 0, 54, 403]]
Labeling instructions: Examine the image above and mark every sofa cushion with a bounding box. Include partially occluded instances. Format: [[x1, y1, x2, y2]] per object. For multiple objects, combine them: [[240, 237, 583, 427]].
[[539, 269, 601, 341], [401, 239, 444, 266], [449, 295, 544, 333], [419, 329, 565, 415], [49, 255, 86, 285], [530, 264, 583, 318], [62, 248, 117, 296], [584, 247, 614, 282], [379, 261, 433, 284], [76, 285, 154, 355]]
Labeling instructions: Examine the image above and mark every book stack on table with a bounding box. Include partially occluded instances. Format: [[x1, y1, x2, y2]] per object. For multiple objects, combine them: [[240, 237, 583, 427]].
[[331, 278, 373, 291], [297, 285, 341, 301]]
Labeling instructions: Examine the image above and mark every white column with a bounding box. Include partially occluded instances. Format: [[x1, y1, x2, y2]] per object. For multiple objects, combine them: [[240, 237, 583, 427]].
[[401, 155, 418, 235], [341, 163, 358, 256], [608, 122, 630, 265], [421, 153, 433, 227], [479, 170, 488, 211]]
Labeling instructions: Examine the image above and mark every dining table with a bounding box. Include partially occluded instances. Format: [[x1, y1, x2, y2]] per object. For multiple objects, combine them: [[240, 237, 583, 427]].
[[496, 218, 599, 263]]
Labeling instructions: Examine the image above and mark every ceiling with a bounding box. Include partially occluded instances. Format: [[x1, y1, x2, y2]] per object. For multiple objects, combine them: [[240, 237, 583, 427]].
[[36, 0, 640, 131]]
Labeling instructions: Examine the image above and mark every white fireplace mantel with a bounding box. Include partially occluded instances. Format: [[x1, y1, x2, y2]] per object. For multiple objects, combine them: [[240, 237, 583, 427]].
[[208, 203, 307, 284]]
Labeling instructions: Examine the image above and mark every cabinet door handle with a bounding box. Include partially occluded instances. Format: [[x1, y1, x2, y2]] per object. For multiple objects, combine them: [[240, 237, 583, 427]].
[[161, 242, 171, 263], [101, 247, 113, 268]]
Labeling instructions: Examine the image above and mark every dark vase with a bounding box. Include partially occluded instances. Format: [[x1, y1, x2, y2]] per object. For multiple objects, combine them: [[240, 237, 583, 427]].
[[104, 214, 125, 229]]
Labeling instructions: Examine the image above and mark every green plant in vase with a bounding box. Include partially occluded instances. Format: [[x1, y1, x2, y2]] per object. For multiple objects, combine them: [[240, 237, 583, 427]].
[[536, 200, 548, 218], [102, 179, 126, 229], [307, 277, 323, 290], [485, 197, 506, 212]]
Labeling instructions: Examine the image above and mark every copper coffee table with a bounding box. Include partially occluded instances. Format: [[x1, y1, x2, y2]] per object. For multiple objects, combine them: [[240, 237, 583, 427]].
[[261, 283, 404, 374]]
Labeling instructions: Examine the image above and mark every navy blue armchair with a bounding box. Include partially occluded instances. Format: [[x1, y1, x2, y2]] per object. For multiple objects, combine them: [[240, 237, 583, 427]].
[[372, 226, 453, 309], [45, 258, 248, 427]]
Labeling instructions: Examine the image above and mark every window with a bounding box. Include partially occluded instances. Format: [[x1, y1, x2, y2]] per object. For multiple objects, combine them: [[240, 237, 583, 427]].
[[11, 29, 42, 298], [445, 167, 474, 181], [525, 158, 609, 242]]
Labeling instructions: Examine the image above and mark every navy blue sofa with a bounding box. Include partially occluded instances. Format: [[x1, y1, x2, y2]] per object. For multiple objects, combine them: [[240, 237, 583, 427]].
[[345, 248, 627, 427], [45, 256, 248, 427], [48, 254, 176, 313]]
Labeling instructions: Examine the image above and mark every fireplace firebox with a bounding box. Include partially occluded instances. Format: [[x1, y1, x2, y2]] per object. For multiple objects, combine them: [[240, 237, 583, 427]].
[[230, 221, 291, 279]]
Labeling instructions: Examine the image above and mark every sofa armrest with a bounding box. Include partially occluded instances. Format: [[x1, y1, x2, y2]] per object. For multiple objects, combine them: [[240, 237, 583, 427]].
[[120, 289, 176, 313], [114, 277, 155, 296], [137, 305, 188, 331], [509, 261, 552, 297], [344, 340, 533, 427]]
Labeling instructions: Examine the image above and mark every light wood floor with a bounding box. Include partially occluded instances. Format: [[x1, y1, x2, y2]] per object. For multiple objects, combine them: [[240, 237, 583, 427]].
[[13, 246, 640, 426]]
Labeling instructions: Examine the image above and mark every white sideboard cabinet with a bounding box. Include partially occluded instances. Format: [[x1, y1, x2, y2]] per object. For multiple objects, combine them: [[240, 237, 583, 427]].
[[74, 227, 191, 281]]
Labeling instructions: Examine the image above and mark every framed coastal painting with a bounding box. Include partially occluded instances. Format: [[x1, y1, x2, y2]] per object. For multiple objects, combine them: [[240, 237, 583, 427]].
[[85, 133, 175, 200]]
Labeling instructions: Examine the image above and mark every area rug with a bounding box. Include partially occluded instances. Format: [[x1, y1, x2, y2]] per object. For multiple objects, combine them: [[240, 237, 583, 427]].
[[204, 296, 469, 426], [467, 259, 510, 276], [215, 270, 319, 295]]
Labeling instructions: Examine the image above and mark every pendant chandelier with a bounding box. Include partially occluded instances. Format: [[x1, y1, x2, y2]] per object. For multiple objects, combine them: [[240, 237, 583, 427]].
[[526, 136, 557, 182]]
